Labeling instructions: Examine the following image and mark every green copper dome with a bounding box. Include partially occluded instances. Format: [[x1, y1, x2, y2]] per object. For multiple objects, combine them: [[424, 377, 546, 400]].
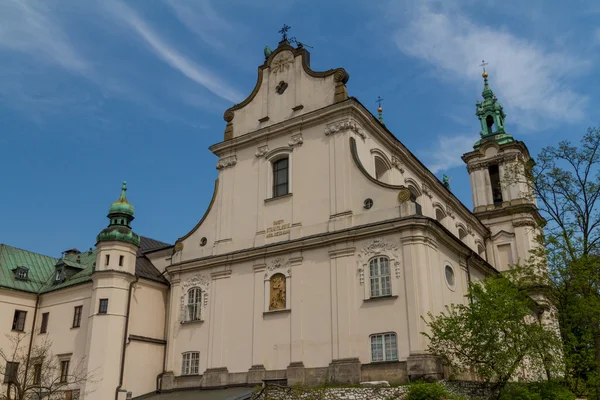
[[96, 181, 140, 247], [109, 181, 135, 216]]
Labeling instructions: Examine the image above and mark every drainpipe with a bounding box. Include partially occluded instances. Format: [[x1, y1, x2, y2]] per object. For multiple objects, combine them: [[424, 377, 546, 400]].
[[115, 276, 138, 400], [466, 254, 473, 304], [24, 293, 41, 392]]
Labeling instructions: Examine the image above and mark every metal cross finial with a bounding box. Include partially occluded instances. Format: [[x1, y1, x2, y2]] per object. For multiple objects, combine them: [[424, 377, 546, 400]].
[[376, 96, 384, 109], [479, 60, 489, 73], [279, 24, 291, 41]]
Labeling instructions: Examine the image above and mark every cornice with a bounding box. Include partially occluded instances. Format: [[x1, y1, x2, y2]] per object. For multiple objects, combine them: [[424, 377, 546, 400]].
[[167, 216, 494, 277]]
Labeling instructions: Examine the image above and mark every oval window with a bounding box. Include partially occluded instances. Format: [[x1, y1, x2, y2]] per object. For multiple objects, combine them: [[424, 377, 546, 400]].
[[445, 265, 455, 288]]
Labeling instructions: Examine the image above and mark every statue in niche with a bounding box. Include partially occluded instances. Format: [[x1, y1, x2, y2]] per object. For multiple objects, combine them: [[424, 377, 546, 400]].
[[269, 273, 286, 311]]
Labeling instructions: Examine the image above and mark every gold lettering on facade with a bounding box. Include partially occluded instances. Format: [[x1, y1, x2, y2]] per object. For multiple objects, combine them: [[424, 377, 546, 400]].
[[269, 273, 286, 311], [266, 220, 291, 238]]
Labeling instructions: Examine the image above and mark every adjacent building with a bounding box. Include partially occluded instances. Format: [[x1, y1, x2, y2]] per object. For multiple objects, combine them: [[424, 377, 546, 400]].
[[0, 38, 549, 399]]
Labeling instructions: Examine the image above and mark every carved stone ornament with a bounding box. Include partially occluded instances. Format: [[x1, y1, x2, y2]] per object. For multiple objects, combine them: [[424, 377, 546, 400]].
[[467, 224, 474, 236], [513, 219, 537, 228], [265, 257, 291, 278], [422, 183, 433, 199], [357, 238, 402, 284], [216, 155, 238, 170], [324, 119, 367, 139], [255, 145, 269, 158], [446, 204, 456, 219], [270, 52, 294, 75], [391, 155, 405, 173], [288, 133, 303, 148]]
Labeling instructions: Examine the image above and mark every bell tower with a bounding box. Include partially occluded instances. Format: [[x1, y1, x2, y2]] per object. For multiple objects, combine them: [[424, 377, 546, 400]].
[[84, 182, 140, 400], [462, 71, 542, 272]]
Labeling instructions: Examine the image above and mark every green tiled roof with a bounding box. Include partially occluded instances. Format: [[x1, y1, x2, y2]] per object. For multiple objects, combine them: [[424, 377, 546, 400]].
[[0, 237, 170, 294], [0, 244, 97, 294], [0, 244, 58, 293]]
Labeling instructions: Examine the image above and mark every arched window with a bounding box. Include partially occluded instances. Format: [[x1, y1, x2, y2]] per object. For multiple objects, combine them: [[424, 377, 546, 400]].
[[435, 208, 445, 222], [269, 273, 286, 311], [272, 157, 289, 197], [369, 256, 391, 298], [187, 288, 202, 321], [458, 228, 467, 241], [374, 156, 389, 181], [486, 115, 494, 134]]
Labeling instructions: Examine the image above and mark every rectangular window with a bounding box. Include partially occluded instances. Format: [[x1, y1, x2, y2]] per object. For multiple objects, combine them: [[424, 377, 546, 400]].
[[105, 254, 110, 266], [181, 352, 200, 375], [72, 306, 83, 328], [99, 299, 109, 314], [33, 363, 42, 385], [488, 164, 502, 205], [65, 390, 80, 400], [60, 360, 70, 383], [119, 255, 124, 267], [3, 361, 18, 383], [40, 312, 49, 334], [12, 310, 27, 331], [272, 158, 289, 197], [370, 333, 398, 362], [369, 257, 391, 297]]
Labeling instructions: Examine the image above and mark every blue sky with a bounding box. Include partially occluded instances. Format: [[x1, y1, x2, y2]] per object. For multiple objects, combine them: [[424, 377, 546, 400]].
[[1, 0, 598, 257]]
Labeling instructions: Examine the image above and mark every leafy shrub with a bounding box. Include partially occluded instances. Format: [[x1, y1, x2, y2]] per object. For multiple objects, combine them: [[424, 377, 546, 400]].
[[531, 381, 576, 400], [499, 384, 542, 400], [406, 382, 450, 400]]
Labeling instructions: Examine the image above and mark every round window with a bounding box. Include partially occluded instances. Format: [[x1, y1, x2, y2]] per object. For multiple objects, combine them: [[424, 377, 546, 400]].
[[445, 265, 455, 288]]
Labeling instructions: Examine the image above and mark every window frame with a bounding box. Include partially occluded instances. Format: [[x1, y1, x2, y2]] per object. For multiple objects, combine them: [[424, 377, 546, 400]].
[[369, 256, 392, 298], [14, 267, 29, 281], [370, 333, 398, 362], [32, 362, 42, 385], [444, 264, 456, 291], [181, 352, 200, 376], [186, 288, 202, 322], [264, 148, 293, 201], [40, 312, 49, 334], [3, 361, 19, 384], [98, 299, 109, 314], [72, 306, 83, 328], [272, 157, 289, 198], [60, 359, 70, 383], [12, 310, 27, 332]]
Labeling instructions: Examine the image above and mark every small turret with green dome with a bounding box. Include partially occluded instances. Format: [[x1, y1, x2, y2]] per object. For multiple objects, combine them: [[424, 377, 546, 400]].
[[96, 181, 140, 246], [473, 70, 515, 149]]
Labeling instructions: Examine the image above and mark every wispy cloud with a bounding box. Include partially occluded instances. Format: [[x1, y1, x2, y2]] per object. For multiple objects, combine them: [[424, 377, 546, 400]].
[[0, 0, 87, 72], [419, 134, 478, 173], [391, 1, 590, 130], [105, 1, 242, 104], [165, 0, 234, 50]]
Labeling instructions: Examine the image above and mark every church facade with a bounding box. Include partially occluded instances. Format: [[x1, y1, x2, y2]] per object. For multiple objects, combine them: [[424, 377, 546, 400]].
[[0, 39, 547, 399]]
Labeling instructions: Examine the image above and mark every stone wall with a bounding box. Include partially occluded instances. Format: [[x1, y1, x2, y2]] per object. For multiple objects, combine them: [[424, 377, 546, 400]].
[[251, 385, 409, 400]]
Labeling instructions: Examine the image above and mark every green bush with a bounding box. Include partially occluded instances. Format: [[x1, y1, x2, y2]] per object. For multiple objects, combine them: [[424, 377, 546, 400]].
[[499, 384, 542, 400], [405, 382, 450, 400], [531, 381, 576, 400]]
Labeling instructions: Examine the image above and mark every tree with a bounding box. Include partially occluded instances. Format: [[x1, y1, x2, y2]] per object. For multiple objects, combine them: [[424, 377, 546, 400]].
[[0, 332, 95, 400], [422, 273, 562, 399], [504, 127, 600, 398]]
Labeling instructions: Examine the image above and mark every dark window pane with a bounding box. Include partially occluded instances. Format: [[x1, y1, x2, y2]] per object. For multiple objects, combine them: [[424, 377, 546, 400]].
[[40, 312, 49, 333], [99, 299, 109, 314]]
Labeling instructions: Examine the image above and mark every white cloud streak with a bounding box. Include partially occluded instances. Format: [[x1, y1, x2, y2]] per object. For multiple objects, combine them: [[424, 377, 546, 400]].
[[106, 1, 242, 104], [419, 134, 478, 173], [165, 0, 234, 50], [392, 1, 590, 130], [0, 0, 87, 72]]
